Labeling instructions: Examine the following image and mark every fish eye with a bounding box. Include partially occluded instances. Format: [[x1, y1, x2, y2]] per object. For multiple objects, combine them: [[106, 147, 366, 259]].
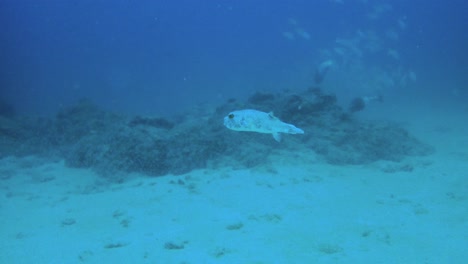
[[228, 114, 234, 119]]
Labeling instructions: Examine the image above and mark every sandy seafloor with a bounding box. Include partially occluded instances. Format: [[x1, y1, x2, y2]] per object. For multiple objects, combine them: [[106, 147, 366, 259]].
[[1, 105, 467, 264]]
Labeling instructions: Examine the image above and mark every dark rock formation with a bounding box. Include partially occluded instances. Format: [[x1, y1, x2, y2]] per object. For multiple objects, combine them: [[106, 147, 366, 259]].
[[0, 89, 434, 177]]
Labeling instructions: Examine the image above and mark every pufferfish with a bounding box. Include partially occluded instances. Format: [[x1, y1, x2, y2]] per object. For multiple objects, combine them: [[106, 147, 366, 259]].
[[223, 109, 304, 142]]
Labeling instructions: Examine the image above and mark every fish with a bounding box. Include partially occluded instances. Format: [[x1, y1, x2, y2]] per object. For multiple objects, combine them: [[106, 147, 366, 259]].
[[314, 59, 334, 84], [223, 109, 304, 142]]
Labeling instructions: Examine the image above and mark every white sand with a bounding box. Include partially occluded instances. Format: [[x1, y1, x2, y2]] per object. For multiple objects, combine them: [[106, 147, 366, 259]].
[[1, 110, 467, 263]]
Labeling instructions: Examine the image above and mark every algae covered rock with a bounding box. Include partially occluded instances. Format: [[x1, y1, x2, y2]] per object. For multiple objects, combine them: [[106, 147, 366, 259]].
[[0, 89, 434, 177]]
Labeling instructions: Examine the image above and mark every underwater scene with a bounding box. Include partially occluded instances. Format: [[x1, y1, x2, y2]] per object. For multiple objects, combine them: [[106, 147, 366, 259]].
[[1, 0, 467, 263]]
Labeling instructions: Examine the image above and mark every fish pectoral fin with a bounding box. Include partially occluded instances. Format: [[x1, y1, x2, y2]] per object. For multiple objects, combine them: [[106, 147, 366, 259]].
[[272, 133, 282, 142]]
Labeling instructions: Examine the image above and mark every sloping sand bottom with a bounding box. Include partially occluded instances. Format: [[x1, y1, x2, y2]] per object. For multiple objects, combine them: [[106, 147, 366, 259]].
[[1, 114, 467, 263]]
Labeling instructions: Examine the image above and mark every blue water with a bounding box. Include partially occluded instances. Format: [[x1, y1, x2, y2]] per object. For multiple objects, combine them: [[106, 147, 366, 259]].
[[1, 1, 467, 263], [1, 0, 466, 116]]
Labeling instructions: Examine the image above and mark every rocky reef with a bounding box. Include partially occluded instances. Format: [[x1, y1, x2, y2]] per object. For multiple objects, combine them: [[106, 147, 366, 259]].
[[0, 89, 434, 177]]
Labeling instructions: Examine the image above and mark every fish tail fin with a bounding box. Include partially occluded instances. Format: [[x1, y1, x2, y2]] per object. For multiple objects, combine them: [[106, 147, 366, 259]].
[[287, 125, 304, 134]]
